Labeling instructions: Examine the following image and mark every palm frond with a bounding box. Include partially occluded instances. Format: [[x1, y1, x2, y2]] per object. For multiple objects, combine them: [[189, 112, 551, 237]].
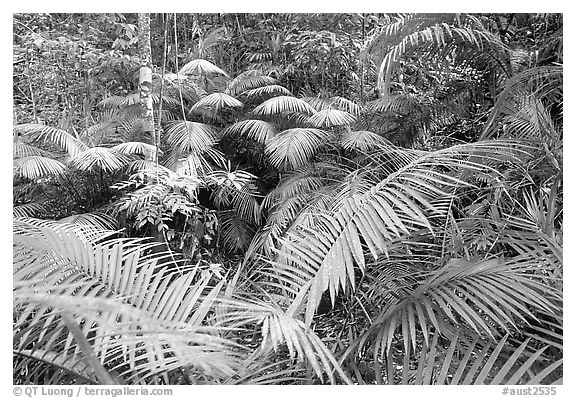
[[13, 349, 99, 384], [375, 17, 504, 99], [308, 109, 356, 128], [98, 93, 180, 109], [15, 124, 87, 156], [359, 256, 560, 357], [96, 95, 127, 108], [244, 85, 292, 99], [481, 65, 563, 140], [13, 156, 67, 179], [215, 297, 352, 384], [14, 218, 247, 383], [191, 92, 243, 112], [502, 97, 558, 141], [364, 329, 561, 384], [224, 119, 278, 145], [164, 121, 218, 154], [300, 97, 332, 112], [329, 96, 362, 115], [13, 202, 46, 218], [252, 96, 318, 116], [265, 128, 331, 170], [68, 147, 129, 172], [341, 130, 391, 152], [13, 142, 52, 158], [273, 140, 532, 325], [220, 210, 256, 252], [170, 149, 225, 179], [261, 163, 337, 210], [58, 212, 118, 230], [179, 58, 230, 78], [226, 71, 278, 97], [113, 141, 160, 159]]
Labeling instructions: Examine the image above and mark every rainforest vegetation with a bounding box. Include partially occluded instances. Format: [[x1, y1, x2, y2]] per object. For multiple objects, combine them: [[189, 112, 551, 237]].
[[13, 13, 563, 385]]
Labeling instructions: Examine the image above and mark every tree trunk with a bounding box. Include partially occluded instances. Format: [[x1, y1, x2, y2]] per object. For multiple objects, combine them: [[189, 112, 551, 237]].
[[138, 13, 155, 140]]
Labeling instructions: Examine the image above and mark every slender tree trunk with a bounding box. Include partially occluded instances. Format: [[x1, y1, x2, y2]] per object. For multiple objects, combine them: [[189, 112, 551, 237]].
[[138, 13, 155, 141]]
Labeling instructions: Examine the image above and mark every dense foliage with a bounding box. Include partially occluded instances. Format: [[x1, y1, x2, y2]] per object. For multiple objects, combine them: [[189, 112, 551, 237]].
[[13, 13, 562, 385]]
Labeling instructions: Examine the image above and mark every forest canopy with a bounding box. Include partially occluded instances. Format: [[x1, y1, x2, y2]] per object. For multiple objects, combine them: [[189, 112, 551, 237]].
[[13, 13, 562, 385]]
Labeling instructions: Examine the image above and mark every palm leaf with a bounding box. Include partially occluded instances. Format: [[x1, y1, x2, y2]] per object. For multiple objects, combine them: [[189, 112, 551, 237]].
[[274, 140, 532, 325], [68, 147, 129, 172], [385, 331, 562, 384], [113, 141, 160, 159], [481, 65, 563, 140], [191, 92, 243, 111], [13, 202, 46, 218], [359, 256, 560, 358], [214, 296, 352, 384], [375, 16, 504, 100], [301, 97, 332, 112], [58, 212, 118, 230], [179, 58, 229, 77], [341, 130, 391, 152], [13, 349, 98, 384], [164, 121, 218, 154], [13, 156, 67, 179], [14, 218, 247, 383], [224, 119, 278, 145], [15, 124, 87, 156], [13, 142, 53, 158], [252, 96, 318, 116], [329, 96, 362, 115], [265, 128, 331, 170], [219, 210, 256, 252], [98, 93, 180, 109], [244, 85, 292, 99], [308, 109, 356, 128], [226, 71, 278, 97]]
